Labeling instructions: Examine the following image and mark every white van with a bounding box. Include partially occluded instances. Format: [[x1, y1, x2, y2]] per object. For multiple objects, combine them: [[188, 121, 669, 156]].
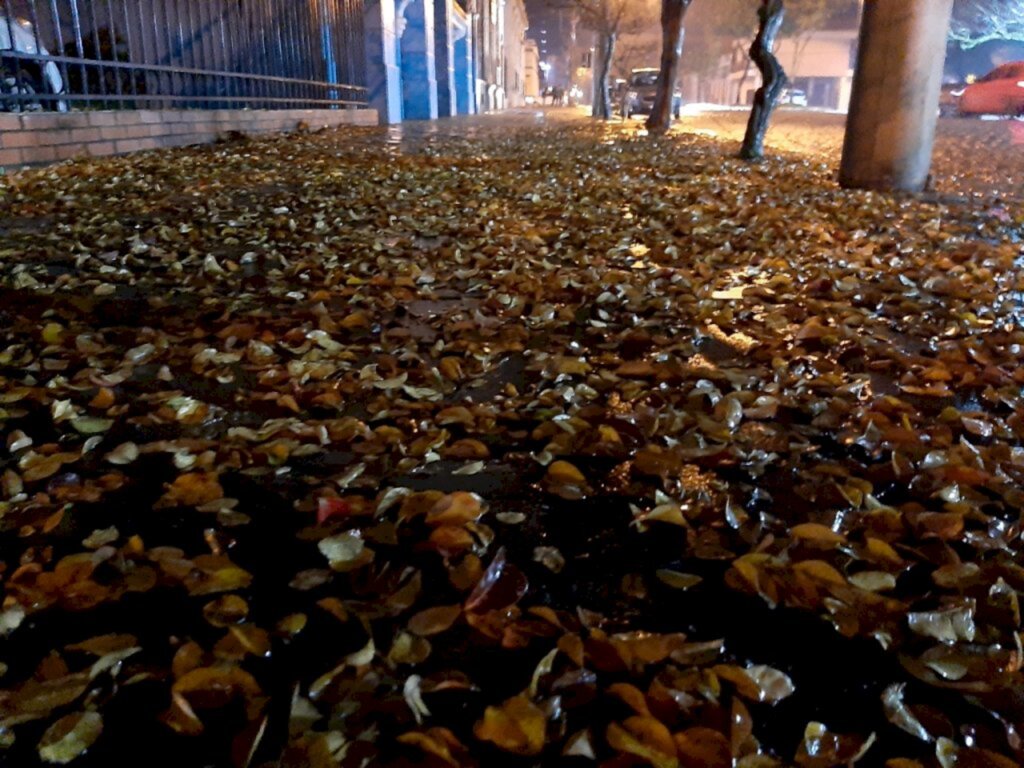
[[0, 15, 67, 111]]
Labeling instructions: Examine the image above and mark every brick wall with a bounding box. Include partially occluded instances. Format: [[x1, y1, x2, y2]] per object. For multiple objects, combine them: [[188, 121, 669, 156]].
[[0, 108, 379, 170]]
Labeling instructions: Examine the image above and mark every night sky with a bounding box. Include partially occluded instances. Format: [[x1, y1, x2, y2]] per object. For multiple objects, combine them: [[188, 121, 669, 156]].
[[523, 0, 574, 86]]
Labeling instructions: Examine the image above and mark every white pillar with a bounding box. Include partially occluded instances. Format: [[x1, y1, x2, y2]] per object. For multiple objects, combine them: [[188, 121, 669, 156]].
[[839, 0, 954, 192]]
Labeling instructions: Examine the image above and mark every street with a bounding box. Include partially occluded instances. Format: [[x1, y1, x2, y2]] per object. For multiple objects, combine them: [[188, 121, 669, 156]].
[[0, 109, 1023, 766]]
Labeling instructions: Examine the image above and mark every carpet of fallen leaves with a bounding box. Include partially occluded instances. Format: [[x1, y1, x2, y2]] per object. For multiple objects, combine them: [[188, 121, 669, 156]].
[[0, 114, 1023, 768], [677, 108, 1024, 201]]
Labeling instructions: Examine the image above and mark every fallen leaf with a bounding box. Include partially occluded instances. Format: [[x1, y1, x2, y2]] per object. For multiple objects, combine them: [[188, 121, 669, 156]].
[[37, 711, 102, 764], [408, 605, 462, 637], [474, 693, 546, 756]]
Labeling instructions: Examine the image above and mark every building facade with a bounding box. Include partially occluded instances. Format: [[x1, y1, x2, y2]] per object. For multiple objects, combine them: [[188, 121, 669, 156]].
[[503, 0, 529, 108], [706, 11, 861, 112], [363, 0, 528, 121], [473, 0, 501, 111], [0, 0, 529, 126], [523, 39, 541, 103]]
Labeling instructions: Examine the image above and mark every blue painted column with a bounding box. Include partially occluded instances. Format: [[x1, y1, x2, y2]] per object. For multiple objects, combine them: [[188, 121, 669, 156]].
[[454, 32, 474, 115], [400, 0, 439, 120], [434, 0, 457, 117], [364, 0, 403, 124], [451, 6, 475, 116]]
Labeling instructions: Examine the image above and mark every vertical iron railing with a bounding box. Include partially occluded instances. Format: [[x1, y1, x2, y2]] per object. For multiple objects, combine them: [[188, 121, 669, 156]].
[[0, 0, 367, 112]]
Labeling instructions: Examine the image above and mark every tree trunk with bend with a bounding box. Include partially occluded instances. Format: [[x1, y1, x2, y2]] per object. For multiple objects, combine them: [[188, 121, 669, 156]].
[[740, 0, 787, 160]]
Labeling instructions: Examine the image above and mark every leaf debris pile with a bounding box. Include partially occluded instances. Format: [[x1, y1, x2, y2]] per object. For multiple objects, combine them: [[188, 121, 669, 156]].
[[0, 119, 1023, 767]]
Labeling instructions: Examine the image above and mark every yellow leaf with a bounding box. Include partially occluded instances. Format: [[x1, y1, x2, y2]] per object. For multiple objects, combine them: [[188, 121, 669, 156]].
[[607, 683, 651, 717], [407, 605, 462, 637], [674, 726, 731, 768], [42, 323, 65, 345], [158, 473, 224, 508], [474, 693, 546, 756], [606, 720, 679, 768], [173, 665, 261, 706], [37, 711, 102, 764], [398, 727, 467, 766], [790, 523, 846, 546], [792, 560, 846, 586], [425, 492, 484, 526]]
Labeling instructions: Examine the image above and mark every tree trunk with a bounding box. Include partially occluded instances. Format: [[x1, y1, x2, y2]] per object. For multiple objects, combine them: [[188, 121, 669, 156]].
[[839, 0, 954, 191], [592, 31, 617, 120], [646, 0, 692, 134], [740, 0, 787, 161]]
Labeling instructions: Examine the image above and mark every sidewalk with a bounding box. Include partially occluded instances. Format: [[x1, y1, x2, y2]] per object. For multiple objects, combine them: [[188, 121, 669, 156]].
[[675, 105, 1024, 200], [462, 105, 1024, 200], [0, 111, 1022, 767]]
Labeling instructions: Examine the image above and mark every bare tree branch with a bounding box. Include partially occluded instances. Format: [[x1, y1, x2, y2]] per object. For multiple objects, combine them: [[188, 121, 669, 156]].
[[949, 0, 1024, 49]]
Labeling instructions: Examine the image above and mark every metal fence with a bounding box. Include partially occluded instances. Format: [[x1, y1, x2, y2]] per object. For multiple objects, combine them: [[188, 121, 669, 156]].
[[0, 0, 368, 112]]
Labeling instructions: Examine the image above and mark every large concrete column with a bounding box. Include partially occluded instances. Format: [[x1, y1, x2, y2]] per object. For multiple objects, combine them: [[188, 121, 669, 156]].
[[839, 0, 954, 192], [399, 0, 440, 120], [434, 0, 457, 117], [364, 0, 404, 124], [453, 31, 473, 114]]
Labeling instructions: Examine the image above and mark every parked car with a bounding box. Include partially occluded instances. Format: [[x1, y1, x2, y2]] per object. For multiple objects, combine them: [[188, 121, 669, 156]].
[[622, 68, 681, 120], [610, 78, 626, 114], [0, 15, 66, 111], [939, 82, 966, 117], [958, 61, 1024, 117], [780, 87, 807, 107]]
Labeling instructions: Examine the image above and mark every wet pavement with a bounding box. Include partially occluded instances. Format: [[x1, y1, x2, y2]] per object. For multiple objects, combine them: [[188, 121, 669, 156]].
[[356, 105, 1024, 202], [668, 105, 1024, 201]]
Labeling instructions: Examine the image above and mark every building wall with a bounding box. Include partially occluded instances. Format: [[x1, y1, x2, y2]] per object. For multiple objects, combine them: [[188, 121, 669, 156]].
[[778, 33, 859, 79], [474, 0, 500, 110], [0, 108, 376, 170], [503, 0, 528, 107], [523, 38, 540, 102], [718, 30, 859, 111]]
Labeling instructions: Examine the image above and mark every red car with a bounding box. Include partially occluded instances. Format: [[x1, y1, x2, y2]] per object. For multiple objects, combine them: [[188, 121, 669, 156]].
[[959, 61, 1024, 116]]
